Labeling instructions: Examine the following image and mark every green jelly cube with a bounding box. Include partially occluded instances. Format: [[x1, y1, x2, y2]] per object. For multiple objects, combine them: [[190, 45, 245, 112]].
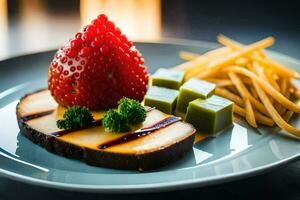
[[176, 79, 216, 113], [152, 68, 185, 89], [185, 95, 233, 135], [144, 86, 179, 114]]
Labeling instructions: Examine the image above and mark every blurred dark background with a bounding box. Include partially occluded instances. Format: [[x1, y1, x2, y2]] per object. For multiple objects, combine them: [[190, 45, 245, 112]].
[[0, 0, 299, 199], [1, 0, 300, 59]]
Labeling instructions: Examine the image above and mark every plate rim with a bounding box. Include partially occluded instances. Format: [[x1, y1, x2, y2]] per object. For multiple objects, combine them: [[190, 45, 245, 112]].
[[0, 37, 299, 193], [0, 153, 299, 193]]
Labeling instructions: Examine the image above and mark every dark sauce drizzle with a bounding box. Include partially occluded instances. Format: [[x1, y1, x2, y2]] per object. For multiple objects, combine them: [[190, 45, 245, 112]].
[[98, 116, 182, 150], [50, 119, 103, 137], [50, 107, 156, 137], [20, 109, 55, 121]]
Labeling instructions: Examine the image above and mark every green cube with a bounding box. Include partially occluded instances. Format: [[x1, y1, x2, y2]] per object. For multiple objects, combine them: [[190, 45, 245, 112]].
[[144, 86, 179, 114], [152, 68, 185, 89], [185, 95, 233, 135], [176, 79, 216, 113]]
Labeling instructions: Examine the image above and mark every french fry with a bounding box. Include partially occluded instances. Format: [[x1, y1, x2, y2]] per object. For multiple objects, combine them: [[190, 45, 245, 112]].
[[253, 56, 299, 79], [217, 34, 267, 57], [215, 87, 244, 106], [273, 78, 288, 115], [184, 65, 208, 80], [204, 47, 231, 57], [173, 47, 230, 72], [228, 72, 257, 127], [179, 47, 231, 61], [223, 66, 300, 113], [283, 110, 294, 122], [226, 85, 240, 95], [257, 69, 284, 108], [206, 79, 234, 87], [249, 86, 259, 99], [265, 69, 281, 92], [245, 100, 258, 128], [235, 57, 249, 66], [280, 78, 287, 94], [296, 91, 300, 99], [179, 51, 201, 61], [276, 101, 286, 115], [228, 72, 269, 115], [288, 79, 298, 93], [195, 37, 274, 79], [252, 79, 300, 137], [233, 104, 274, 127], [218, 34, 300, 79]]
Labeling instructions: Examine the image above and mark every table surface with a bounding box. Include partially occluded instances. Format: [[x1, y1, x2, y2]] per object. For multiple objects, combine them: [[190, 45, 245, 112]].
[[0, 0, 299, 199]]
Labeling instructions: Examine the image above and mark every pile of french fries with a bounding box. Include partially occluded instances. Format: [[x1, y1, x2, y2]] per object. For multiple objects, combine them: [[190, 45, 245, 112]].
[[173, 35, 300, 137]]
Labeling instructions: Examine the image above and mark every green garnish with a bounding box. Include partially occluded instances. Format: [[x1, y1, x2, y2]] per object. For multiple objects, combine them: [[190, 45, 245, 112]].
[[118, 97, 147, 125], [102, 97, 147, 132], [57, 106, 94, 130], [102, 109, 130, 132]]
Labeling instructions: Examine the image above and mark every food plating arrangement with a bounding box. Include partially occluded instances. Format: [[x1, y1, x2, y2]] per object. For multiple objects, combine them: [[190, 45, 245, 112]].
[[15, 14, 300, 172]]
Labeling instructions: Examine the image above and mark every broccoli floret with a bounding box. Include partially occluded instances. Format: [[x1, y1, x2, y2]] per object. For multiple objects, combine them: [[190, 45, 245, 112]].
[[102, 97, 147, 132], [118, 97, 147, 125], [102, 109, 130, 132], [57, 106, 94, 130]]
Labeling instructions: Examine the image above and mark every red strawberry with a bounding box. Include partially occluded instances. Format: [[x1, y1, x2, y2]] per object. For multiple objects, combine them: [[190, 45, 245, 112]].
[[48, 14, 149, 110]]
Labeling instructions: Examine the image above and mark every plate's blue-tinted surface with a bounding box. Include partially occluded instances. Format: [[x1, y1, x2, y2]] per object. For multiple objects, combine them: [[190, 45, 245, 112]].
[[0, 40, 299, 193]]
